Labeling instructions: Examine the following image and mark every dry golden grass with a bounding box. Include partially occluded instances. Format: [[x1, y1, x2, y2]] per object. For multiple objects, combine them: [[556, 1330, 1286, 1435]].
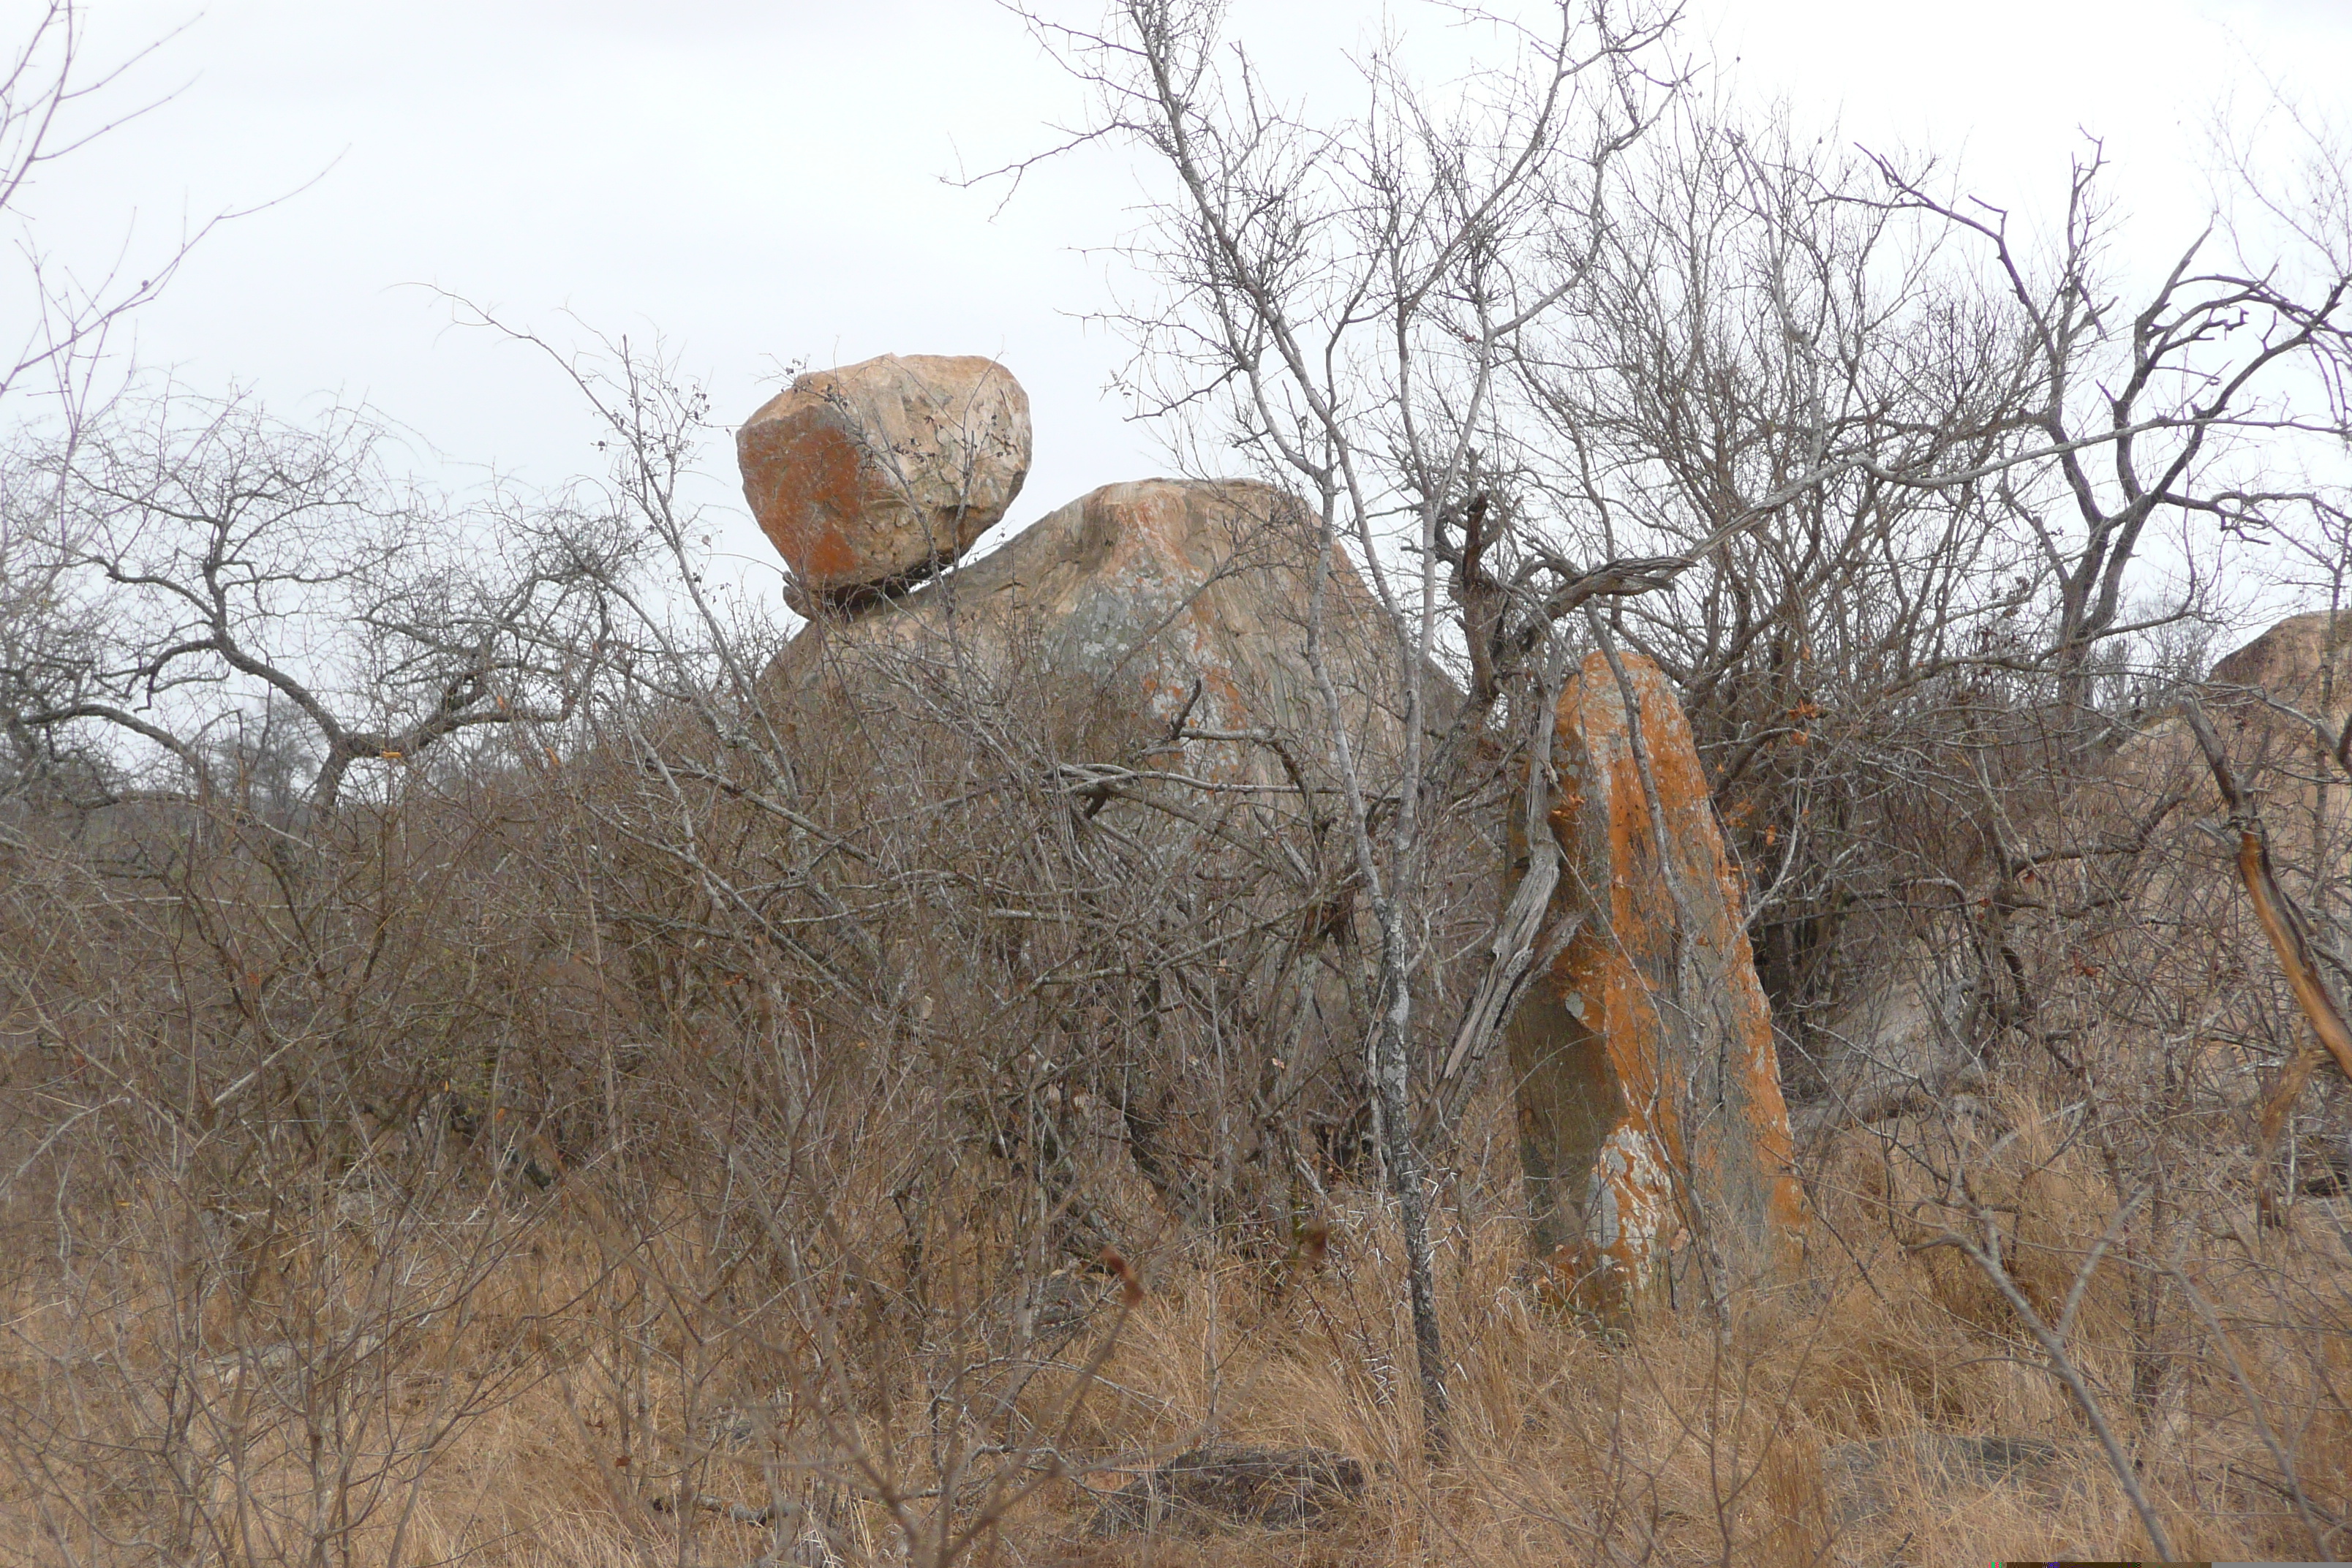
[[0, 636, 2344, 1567], [1, 1075, 2342, 1568]]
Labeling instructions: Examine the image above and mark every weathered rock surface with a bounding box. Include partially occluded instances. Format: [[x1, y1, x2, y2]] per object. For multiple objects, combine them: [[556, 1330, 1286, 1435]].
[[1804, 610, 2352, 1168], [1801, 934, 1989, 1137], [2115, 611, 2352, 787], [1505, 648, 1809, 1320], [767, 477, 1409, 784], [736, 353, 1030, 600], [1090, 1444, 1365, 1534], [2208, 610, 2352, 723], [2104, 612, 2352, 1191], [764, 478, 1423, 1237]]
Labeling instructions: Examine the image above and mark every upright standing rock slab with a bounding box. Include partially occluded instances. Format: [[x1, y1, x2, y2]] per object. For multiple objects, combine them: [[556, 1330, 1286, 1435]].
[[1505, 648, 1807, 1321], [736, 353, 1030, 601]]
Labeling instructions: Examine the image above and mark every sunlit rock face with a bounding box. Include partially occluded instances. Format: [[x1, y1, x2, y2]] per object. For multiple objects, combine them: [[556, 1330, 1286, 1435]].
[[766, 477, 1408, 784], [1506, 648, 1809, 1322], [736, 353, 1030, 601]]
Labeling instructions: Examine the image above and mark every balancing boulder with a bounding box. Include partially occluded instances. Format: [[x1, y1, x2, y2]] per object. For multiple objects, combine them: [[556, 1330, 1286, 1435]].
[[736, 353, 1030, 601]]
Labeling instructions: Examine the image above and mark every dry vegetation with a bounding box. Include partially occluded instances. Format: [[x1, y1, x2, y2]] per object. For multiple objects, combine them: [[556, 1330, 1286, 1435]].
[[7, 1, 2352, 1564], [0, 613, 2348, 1567]]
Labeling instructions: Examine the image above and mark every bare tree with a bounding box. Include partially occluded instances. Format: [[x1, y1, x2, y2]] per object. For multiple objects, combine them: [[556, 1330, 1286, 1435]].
[[2, 388, 635, 813], [999, 0, 2352, 1469], [0, 1, 257, 810], [1864, 133, 2352, 689], [1000, 0, 1708, 1452]]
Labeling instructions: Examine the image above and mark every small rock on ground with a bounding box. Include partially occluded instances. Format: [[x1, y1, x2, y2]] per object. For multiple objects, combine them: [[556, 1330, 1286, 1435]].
[[1822, 1433, 2062, 1528], [1091, 1444, 1365, 1536]]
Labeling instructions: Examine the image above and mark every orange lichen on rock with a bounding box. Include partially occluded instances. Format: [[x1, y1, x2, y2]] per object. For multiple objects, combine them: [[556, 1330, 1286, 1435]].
[[1506, 648, 1809, 1322], [736, 353, 1030, 599]]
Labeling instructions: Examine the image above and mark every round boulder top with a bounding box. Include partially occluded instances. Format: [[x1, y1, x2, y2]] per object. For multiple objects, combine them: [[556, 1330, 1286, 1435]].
[[2209, 610, 2352, 716], [736, 353, 1030, 601]]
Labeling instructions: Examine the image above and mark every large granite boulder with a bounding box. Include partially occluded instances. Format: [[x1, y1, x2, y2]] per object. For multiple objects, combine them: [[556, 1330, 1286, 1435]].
[[2207, 611, 2352, 725], [1506, 648, 1809, 1321], [1798, 611, 2352, 1173], [767, 477, 1406, 783], [2094, 613, 2352, 1198], [2110, 612, 2352, 798], [2102, 611, 2352, 856], [763, 478, 1421, 1238], [736, 353, 1030, 602]]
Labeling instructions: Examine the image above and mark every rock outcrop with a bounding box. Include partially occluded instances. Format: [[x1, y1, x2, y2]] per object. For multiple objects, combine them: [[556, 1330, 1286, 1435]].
[[2100, 611, 2352, 856], [755, 473, 1421, 1239], [736, 353, 1030, 602], [1800, 934, 1988, 1137], [2207, 611, 2352, 723], [1806, 611, 2352, 1162], [1505, 648, 1809, 1320], [734, 368, 1805, 1292], [766, 476, 1406, 782], [2109, 612, 2352, 801]]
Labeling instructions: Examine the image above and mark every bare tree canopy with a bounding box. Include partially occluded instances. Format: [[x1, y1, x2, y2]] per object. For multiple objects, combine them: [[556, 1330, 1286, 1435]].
[[3, 390, 640, 812]]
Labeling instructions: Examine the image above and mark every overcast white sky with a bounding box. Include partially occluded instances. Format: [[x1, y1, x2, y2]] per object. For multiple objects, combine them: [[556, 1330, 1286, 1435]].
[[23, 0, 2352, 603]]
